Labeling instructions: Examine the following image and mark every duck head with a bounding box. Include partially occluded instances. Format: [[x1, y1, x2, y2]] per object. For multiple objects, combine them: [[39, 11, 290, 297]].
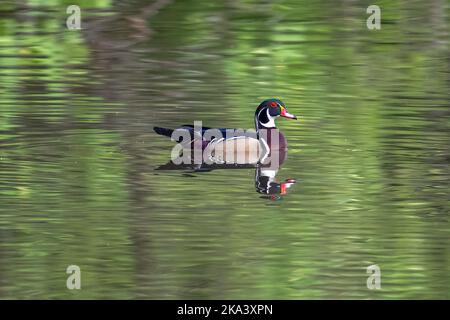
[[254, 99, 297, 130]]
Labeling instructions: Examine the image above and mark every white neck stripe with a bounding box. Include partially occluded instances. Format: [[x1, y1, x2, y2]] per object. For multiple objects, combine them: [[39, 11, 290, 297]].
[[256, 108, 276, 129]]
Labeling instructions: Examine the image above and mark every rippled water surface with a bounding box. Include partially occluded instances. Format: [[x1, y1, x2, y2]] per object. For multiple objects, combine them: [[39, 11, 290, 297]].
[[0, 0, 449, 299]]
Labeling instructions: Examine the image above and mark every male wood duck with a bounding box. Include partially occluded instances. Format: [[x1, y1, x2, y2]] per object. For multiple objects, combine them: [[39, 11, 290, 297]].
[[154, 99, 298, 200], [154, 98, 297, 166]]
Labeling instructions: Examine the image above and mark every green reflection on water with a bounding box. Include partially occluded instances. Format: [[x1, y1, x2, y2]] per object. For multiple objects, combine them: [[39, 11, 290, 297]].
[[0, 0, 449, 299]]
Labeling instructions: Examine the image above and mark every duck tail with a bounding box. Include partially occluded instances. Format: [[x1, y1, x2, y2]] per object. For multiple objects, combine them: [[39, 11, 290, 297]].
[[153, 126, 174, 138]]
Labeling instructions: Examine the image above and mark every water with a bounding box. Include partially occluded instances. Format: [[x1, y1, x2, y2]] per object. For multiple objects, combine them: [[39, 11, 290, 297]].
[[0, 0, 449, 299]]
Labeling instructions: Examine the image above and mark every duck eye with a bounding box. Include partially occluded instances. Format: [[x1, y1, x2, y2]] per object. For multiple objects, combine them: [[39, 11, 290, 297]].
[[270, 102, 278, 108]]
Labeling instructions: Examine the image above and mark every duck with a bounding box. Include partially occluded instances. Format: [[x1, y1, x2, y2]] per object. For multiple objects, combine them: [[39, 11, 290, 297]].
[[153, 99, 298, 200], [153, 98, 297, 166]]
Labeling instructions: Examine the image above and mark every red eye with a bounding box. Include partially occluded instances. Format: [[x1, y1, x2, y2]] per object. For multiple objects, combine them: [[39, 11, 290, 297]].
[[270, 102, 277, 108]]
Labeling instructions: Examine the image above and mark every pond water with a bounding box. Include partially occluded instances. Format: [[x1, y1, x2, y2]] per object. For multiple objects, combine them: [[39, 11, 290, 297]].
[[0, 0, 449, 299]]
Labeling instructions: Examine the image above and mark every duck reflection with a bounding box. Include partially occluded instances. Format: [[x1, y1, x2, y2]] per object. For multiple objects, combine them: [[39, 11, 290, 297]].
[[155, 147, 296, 200], [255, 166, 296, 201]]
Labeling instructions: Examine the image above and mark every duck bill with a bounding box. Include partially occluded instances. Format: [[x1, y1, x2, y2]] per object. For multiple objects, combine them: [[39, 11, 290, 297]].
[[280, 179, 296, 195], [280, 109, 297, 120]]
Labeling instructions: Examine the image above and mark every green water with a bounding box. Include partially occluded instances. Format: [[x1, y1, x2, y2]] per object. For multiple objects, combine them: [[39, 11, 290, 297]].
[[0, 0, 449, 299]]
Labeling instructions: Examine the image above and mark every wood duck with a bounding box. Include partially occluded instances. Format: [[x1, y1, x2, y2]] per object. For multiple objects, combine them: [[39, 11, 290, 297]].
[[154, 98, 297, 165], [154, 99, 298, 200]]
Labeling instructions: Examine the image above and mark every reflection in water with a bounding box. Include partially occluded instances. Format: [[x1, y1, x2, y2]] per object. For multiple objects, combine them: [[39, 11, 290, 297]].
[[155, 149, 297, 201], [0, 0, 449, 299], [255, 166, 296, 201]]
